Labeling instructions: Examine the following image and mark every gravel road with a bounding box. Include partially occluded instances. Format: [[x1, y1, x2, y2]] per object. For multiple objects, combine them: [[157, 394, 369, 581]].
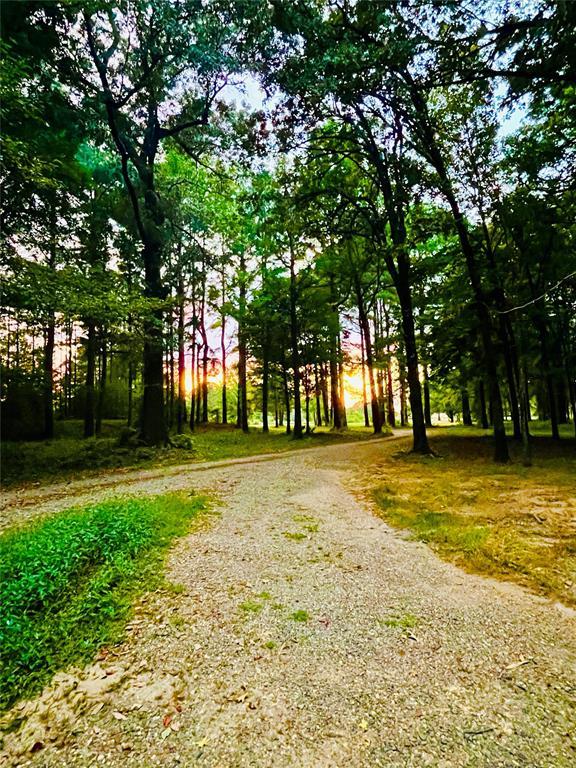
[[1, 437, 575, 767]]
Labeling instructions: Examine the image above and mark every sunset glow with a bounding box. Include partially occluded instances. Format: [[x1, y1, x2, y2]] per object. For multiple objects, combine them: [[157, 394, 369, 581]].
[[183, 363, 368, 410]]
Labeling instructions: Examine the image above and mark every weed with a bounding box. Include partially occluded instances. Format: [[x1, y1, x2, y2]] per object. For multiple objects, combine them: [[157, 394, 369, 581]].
[[303, 523, 319, 533], [381, 613, 419, 630], [239, 600, 263, 614], [290, 610, 309, 622], [283, 531, 306, 541]]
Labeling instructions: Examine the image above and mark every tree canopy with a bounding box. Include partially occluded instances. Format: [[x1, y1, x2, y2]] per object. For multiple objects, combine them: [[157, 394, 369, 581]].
[[1, 0, 574, 460]]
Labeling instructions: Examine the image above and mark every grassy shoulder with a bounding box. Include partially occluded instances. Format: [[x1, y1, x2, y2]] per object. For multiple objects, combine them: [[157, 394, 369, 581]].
[[0, 419, 387, 487], [0, 492, 210, 712], [371, 426, 576, 608]]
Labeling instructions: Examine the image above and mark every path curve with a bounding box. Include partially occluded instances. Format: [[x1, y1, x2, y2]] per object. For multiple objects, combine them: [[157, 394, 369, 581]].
[[1, 439, 575, 767]]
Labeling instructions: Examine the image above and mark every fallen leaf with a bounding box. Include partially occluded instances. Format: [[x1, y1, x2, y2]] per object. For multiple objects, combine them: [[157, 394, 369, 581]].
[[505, 658, 534, 671], [163, 714, 173, 728], [112, 711, 127, 721]]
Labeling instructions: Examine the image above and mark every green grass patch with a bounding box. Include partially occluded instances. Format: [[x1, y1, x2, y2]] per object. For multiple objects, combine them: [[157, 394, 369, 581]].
[[290, 610, 309, 622], [381, 613, 419, 630], [0, 492, 208, 712], [292, 514, 317, 523], [239, 600, 264, 614], [282, 531, 307, 541], [373, 487, 490, 555]]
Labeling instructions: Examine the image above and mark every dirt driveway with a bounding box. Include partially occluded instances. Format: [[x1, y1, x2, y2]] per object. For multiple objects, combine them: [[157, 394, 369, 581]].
[[1, 437, 575, 767]]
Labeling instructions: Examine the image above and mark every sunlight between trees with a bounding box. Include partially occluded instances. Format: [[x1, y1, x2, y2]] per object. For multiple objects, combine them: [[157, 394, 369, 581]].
[[1, 0, 575, 463]]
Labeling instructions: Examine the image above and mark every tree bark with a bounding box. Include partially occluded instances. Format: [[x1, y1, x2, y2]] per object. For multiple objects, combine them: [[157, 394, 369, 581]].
[[289, 238, 303, 438], [423, 363, 432, 427], [220, 272, 228, 425], [262, 351, 270, 432], [43, 318, 55, 439], [461, 386, 472, 426], [356, 284, 381, 433], [314, 364, 322, 426], [177, 277, 187, 434], [84, 321, 96, 438], [282, 356, 291, 435], [95, 332, 107, 436], [237, 253, 249, 433]]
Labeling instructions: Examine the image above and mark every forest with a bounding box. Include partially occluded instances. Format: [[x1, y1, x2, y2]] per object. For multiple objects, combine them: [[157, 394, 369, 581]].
[[1, 0, 574, 466], [1, 2, 575, 766]]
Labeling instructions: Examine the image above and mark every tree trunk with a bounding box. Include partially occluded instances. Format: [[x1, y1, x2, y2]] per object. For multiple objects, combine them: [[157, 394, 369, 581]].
[[289, 239, 303, 438], [314, 364, 322, 427], [262, 351, 270, 432], [43, 199, 57, 439], [282, 356, 291, 435], [397, 282, 428, 450], [189, 337, 196, 432], [84, 321, 96, 438], [43, 317, 55, 439], [237, 254, 249, 433], [461, 386, 472, 426], [305, 368, 311, 434], [423, 364, 432, 427], [338, 337, 348, 428], [355, 281, 381, 432], [221, 301, 227, 426], [320, 363, 330, 425], [177, 277, 187, 434], [202, 336, 209, 424], [410, 95, 507, 460], [274, 384, 279, 428], [329, 351, 341, 428], [195, 341, 202, 425], [139, 237, 168, 445], [95, 332, 107, 436]]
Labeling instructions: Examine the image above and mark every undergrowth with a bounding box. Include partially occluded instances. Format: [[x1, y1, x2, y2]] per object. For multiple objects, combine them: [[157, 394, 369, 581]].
[[0, 492, 208, 711], [0, 420, 387, 487]]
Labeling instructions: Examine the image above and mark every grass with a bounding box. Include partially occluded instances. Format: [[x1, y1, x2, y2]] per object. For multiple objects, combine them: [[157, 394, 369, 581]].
[[381, 613, 419, 630], [371, 426, 576, 607], [0, 419, 388, 487], [239, 600, 264, 614], [0, 492, 209, 712], [282, 531, 307, 541], [290, 610, 310, 622]]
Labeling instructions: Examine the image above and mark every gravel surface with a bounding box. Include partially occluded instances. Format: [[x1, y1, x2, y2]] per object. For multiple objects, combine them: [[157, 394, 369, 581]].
[[1, 437, 575, 767]]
